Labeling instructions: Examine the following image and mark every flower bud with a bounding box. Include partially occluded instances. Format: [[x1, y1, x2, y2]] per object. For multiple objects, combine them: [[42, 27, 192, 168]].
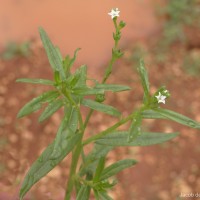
[[119, 21, 126, 29], [95, 94, 105, 103]]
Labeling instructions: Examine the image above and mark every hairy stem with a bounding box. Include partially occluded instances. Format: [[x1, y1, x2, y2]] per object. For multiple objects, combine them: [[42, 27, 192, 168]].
[[83, 105, 147, 146], [84, 18, 121, 133], [83, 113, 134, 146], [65, 17, 122, 200], [65, 134, 83, 200]]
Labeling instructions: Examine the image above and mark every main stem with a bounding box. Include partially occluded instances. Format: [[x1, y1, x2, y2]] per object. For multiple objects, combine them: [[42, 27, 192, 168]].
[[65, 135, 83, 200], [65, 17, 121, 199], [64, 90, 84, 199]]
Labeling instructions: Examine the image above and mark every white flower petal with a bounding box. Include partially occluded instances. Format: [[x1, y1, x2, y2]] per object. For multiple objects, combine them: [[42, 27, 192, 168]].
[[155, 92, 167, 104], [108, 8, 120, 19]]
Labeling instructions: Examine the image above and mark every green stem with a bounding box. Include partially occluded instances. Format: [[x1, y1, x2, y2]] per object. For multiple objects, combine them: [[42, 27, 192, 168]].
[[113, 18, 119, 49], [62, 89, 84, 199], [102, 56, 117, 83], [65, 134, 83, 200], [83, 109, 94, 131], [83, 18, 121, 135], [83, 106, 147, 146], [62, 89, 84, 129], [102, 23, 120, 83], [64, 17, 123, 200], [83, 113, 134, 146]]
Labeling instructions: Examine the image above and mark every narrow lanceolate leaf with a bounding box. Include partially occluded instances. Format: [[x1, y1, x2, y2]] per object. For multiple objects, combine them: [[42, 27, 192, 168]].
[[93, 157, 106, 183], [138, 60, 150, 101], [20, 106, 79, 200], [19, 133, 81, 200], [99, 191, 113, 200], [38, 99, 63, 122], [79, 144, 113, 177], [16, 78, 54, 85], [63, 48, 81, 75], [86, 144, 113, 164], [154, 108, 200, 129], [17, 91, 59, 118], [68, 48, 81, 69], [55, 46, 62, 61], [72, 87, 104, 96], [75, 65, 87, 87], [96, 131, 179, 146], [142, 109, 167, 119], [93, 189, 100, 200], [51, 105, 78, 159], [66, 71, 81, 88], [81, 99, 121, 117], [100, 159, 137, 181], [95, 84, 131, 92], [39, 27, 65, 80], [76, 185, 90, 200], [128, 113, 142, 142]]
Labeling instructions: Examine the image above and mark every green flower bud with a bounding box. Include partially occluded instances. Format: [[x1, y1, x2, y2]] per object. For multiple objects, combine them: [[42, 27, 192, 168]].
[[119, 20, 126, 29], [112, 48, 124, 58], [95, 94, 105, 103]]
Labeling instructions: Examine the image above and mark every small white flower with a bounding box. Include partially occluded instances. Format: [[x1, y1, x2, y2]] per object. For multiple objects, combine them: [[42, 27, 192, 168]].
[[108, 8, 120, 19], [155, 92, 167, 104]]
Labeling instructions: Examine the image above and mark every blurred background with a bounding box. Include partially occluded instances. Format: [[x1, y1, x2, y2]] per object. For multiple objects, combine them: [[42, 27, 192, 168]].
[[0, 0, 200, 199]]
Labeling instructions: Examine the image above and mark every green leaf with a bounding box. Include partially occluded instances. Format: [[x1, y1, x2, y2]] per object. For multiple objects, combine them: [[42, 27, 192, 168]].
[[72, 87, 104, 96], [100, 159, 137, 181], [95, 84, 131, 92], [76, 185, 90, 200], [69, 48, 81, 69], [154, 108, 200, 129], [96, 131, 179, 146], [66, 65, 87, 89], [55, 46, 62, 61], [75, 181, 82, 197], [142, 109, 167, 119], [66, 105, 79, 132], [63, 48, 81, 75], [81, 99, 121, 117], [87, 144, 113, 163], [93, 157, 106, 183], [54, 71, 61, 83], [17, 91, 59, 118], [93, 180, 116, 195], [20, 107, 79, 199], [16, 78, 54, 85], [93, 189, 100, 200], [75, 65, 87, 87], [51, 105, 78, 158], [66, 71, 82, 88], [138, 60, 150, 102], [19, 133, 81, 200], [38, 99, 63, 122], [128, 113, 142, 142], [39, 27, 65, 80], [99, 192, 113, 200], [79, 144, 113, 177]]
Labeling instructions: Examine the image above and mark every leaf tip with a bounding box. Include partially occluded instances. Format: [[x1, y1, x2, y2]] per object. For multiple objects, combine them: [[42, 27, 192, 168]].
[[38, 26, 44, 32], [17, 112, 23, 119], [38, 117, 43, 123]]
